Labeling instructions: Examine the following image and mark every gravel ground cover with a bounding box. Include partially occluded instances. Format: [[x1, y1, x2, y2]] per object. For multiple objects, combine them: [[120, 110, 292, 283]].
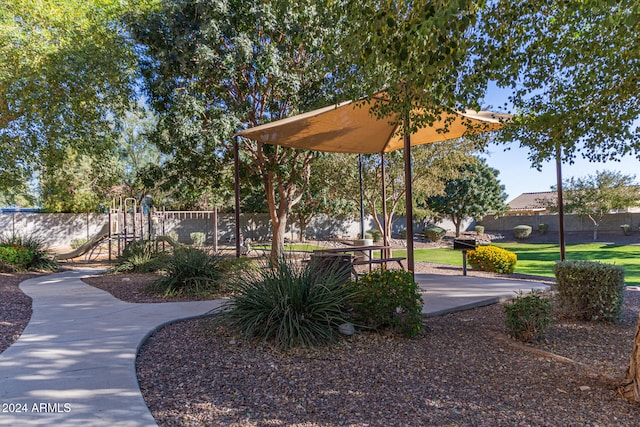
[[3, 252, 640, 425], [85, 262, 640, 426]]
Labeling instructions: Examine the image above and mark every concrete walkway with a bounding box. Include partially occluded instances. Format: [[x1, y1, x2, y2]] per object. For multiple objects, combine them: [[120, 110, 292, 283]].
[[418, 273, 551, 316], [0, 269, 550, 426], [0, 269, 224, 427]]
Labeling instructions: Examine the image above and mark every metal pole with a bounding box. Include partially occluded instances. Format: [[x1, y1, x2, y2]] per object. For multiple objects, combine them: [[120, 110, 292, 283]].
[[381, 152, 388, 256], [556, 144, 566, 261], [213, 206, 218, 252], [403, 113, 415, 276], [234, 136, 241, 258], [358, 154, 365, 239]]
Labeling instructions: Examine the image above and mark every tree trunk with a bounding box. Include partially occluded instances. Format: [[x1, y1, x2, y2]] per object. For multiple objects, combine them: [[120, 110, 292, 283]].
[[270, 212, 288, 265], [618, 312, 640, 403], [593, 227, 598, 241], [452, 215, 461, 237]]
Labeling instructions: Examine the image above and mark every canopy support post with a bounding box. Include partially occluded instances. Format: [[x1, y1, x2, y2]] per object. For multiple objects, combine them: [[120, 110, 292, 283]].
[[234, 136, 241, 258], [403, 115, 415, 276], [381, 152, 388, 256]]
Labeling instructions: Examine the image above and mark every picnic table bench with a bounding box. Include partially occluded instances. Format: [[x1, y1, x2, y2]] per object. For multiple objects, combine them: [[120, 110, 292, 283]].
[[312, 245, 406, 280]]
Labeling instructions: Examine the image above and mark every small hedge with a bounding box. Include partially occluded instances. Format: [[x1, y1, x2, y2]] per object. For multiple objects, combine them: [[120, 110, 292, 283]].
[[423, 226, 446, 242], [0, 244, 34, 271], [467, 245, 517, 274], [348, 268, 424, 337], [553, 260, 625, 323], [504, 290, 552, 342], [514, 225, 532, 239], [474, 225, 485, 235]]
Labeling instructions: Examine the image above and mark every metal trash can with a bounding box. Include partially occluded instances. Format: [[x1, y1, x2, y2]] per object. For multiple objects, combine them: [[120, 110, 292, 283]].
[[309, 253, 353, 283]]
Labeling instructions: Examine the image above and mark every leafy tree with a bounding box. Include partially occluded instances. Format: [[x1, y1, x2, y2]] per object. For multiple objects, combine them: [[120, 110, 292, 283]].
[[0, 0, 140, 193], [129, 0, 338, 261], [426, 158, 508, 236], [556, 170, 639, 241], [39, 147, 121, 213], [477, 0, 640, 167]]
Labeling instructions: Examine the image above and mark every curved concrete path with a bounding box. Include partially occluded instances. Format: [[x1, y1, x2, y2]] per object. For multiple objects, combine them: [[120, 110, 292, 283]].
[[0, 269, 224, 427]]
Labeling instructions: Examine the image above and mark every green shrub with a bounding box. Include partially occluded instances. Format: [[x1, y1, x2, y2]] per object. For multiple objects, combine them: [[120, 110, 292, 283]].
[[504, 290, 552, 342], [474, 225, 485, 235], [538, 223, 549, 235], [190, 232, 206, 246], [71, 237, 88, 249], [216, 258, 355, 349], [0, 244, 34, 271], [147, 246, 224, 297], [399, 229, 407, 239], [514, 225, 532, 239], [370, 229, 383, 242], [0, 234, 58, 271], [553, 260, 625, 323], [621, 224, 632, 236], [467, 245, 517, 274], [113, 239, 165, 273], [424, 226, 446, 242], [348, 268, 424, 338]]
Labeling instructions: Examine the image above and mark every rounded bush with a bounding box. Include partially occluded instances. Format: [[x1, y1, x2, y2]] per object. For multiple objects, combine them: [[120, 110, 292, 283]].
[[0, 244, 34, 271], [553, 260, 625, 323], [514, 225, 532, 239], [348, 268, 424, 337], [538, 223, 549, 235], [424, 226, 446, 242], [504, 290, 552, 342], [467, 245, 517, 274], [474, 225, 485, 235]]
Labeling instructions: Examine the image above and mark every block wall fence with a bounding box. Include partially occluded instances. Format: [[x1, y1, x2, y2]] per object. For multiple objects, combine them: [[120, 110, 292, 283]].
[[1, 211, 638, 249]]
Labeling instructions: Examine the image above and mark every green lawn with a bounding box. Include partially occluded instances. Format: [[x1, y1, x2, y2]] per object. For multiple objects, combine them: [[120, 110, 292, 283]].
[[394, 243, 640, 286]]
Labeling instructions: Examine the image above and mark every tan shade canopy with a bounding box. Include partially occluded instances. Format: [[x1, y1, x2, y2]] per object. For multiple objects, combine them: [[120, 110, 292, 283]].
[[236, 96, 511, 154]]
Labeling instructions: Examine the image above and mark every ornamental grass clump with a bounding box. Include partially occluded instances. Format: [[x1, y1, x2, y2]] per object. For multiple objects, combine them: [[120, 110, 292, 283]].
[[504, 290, 552, 343], [216, 259, 356, 349], [467, 245, 517, 274], [348, 268, 424, 338], [147, 246, 225, 297], [553, 260, 625, 323], [113, 239, 167, 273]]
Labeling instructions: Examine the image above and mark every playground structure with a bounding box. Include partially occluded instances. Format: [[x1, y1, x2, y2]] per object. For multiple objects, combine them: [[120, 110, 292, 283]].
[[54, 197, 220, 261]]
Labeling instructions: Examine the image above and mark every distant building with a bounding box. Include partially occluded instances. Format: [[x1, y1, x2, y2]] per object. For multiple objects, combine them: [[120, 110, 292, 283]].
[[505, 192, 557, 216], [506, 190, 640, 216]]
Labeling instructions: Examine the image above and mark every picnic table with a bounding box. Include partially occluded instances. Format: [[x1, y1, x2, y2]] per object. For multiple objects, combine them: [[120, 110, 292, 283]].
[[312, 245, 406, 279]]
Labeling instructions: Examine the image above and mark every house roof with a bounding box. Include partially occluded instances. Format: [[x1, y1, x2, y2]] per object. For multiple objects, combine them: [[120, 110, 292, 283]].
[[507, 191, 557, 214]]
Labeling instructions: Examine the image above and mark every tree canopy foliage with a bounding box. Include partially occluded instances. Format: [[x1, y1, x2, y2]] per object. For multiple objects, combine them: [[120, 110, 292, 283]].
[[129, 0, 339, 260], [0, 0, 139, 194], [478, 0, 640, 167], [426, 158, 508, 236]]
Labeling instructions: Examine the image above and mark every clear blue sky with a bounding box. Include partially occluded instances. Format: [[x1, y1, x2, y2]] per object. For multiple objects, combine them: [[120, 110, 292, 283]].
[[481, 143, 639, 201], [478, 83, 639, 201]]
